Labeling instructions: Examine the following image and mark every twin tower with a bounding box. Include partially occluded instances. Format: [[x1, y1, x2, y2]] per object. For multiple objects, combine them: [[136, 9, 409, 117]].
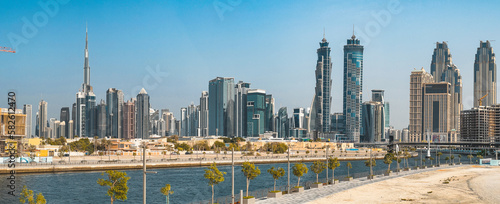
[[309, 33, 364, 142]]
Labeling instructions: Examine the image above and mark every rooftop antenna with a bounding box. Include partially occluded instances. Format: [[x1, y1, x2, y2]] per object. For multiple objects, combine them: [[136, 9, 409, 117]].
[[323, 27, 325, 39]]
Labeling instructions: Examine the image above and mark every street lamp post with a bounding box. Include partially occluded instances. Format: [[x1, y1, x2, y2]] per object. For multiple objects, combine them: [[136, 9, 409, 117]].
[[287, 143, 290, 194]]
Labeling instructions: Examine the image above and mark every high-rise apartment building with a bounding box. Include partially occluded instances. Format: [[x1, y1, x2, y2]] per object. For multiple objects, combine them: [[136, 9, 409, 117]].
[[60, 107, 70, 138], [246, 89, 266, 137], [23, 104, 32, 138], [136, 88, 150, 139], [208, 77, 235, 136], [38, 100, 48, 137], [409, 68, 434, 142], [85, 91, 96, 137], [187, 104, 199, 136], [123, 99, 136, 139], [474, 40, 497, 107], [96, 100, 107, 138], [106, 88, 123, 138], [361, 101, 385, 142], [277, 107, 289, 138], [310, 35, 332, 135], [343, 33, 363, 142], [199, 91, 209, 136], [235, 81, 250, 137], [292, 108, 305, 129], [180, 107, 187, 136], [265, 94, 275, 132]]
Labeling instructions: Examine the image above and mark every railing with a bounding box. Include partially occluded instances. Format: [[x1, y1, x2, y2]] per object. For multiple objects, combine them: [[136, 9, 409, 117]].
[[0, 154, 387, 167]]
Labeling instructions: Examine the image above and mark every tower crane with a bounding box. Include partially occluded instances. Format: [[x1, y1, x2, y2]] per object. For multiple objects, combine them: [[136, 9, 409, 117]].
[[478, 93, 489, 106], [0, 46, 16, 53]]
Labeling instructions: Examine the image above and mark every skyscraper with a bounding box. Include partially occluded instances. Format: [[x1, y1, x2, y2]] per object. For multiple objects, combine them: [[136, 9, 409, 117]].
[[277, 107, 289, 138], [85, 90, 96, 137], [96, 100, 107, 138], [106, 88, 124, 138], [136, 88, 150, 139], [264, 94, 275, 132], [123, 99, 136, 139], [199, 91, 209, 136], [361, 101, 385, 142], [441, 64, 463, 132], [371, 90, 390, 130], [292, 108, 305, 129], [75, 26, 93, 137], [430, 42, 462, 132], [235, 81, 250, 137], [60, 107, 70, 138], [23, 104, 32, 138], [246, 89, 266, 137], [208, 77, 235, 137], [422, 83, 452, 138], [75, 92, 86, 137], [187, 104, 199, 136], [180, 107, 187, 136], [430, 42, 452, 82], [38, 100, 47, 137], [309, 35, 332, 135], [409, 68, 434, 142], [474, 40, 497, 107], [343, 32, 363, 142]]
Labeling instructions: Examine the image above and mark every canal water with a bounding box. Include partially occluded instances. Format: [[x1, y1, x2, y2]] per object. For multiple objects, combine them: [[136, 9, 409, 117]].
[[0, 152, 466, 204]]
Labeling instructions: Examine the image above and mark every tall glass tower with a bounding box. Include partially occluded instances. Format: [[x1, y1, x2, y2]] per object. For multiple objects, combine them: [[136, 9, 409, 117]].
[[208, 77, 235, 137], [474, 40, 496, 107], [343, 32, 363, 143], [309, 35, 332, 135]]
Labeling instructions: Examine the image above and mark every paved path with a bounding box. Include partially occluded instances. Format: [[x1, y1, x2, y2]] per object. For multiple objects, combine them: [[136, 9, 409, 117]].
[[256, 165, 461, 204]]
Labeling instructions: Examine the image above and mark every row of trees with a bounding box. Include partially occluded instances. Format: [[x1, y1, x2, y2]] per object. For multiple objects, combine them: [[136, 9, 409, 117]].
[[203, 157, 343, 203]]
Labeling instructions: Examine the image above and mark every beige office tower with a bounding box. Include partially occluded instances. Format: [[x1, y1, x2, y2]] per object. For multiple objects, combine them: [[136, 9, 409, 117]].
[[409, 68, 434, 142], [474, 41, 497, 107], [422, 82, 452, 142]]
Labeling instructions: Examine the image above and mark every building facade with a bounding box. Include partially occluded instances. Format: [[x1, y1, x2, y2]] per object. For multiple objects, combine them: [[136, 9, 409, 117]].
[[208, 77, 235, 136], [106, 88, 123, 138], [122, 99, 136, 139], [246, 89, 266, 137], [474, 40, 497, 107], [199, 91, 209, 136], [343, 33, 364, 142], [310, 36, 332, 135], [422, 83, 451, 137], [23, 104, 32, 138], [409, 68, 434, 142], [235, 81, 250, 137], [136, 88, 150, 139]]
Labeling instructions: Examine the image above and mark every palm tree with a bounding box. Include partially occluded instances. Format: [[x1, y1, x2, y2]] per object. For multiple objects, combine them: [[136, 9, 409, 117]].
[[346, 162, 352, 178], [450, 155, 455, 165], [467, 155, 473, 164], [445, 156, 450, 164], [458, 155, 462, 164]]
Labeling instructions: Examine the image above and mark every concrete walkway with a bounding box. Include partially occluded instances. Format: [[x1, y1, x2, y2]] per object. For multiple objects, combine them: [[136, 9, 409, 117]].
[[256, 165, 460, 204]]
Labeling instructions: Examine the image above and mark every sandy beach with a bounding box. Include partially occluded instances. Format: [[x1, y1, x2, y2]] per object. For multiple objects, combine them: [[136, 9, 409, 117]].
[[309, 166, 500, 204]]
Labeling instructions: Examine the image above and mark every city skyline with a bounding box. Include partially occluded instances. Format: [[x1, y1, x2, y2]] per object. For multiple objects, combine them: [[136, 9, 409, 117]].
[[3, 1, 500, 131]]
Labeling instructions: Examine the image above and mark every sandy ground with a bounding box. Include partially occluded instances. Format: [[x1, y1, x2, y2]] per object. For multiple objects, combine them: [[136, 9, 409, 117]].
[[308, 166, 500, 204]]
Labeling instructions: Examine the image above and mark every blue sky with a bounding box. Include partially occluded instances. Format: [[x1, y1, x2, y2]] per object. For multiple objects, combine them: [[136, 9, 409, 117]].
[[2, 0, 500, 130]]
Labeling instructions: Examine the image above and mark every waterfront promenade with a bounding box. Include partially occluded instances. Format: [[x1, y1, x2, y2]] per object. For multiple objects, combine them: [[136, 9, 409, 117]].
[[0, 151, 394, 174], [256, 165, 500, 204]]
